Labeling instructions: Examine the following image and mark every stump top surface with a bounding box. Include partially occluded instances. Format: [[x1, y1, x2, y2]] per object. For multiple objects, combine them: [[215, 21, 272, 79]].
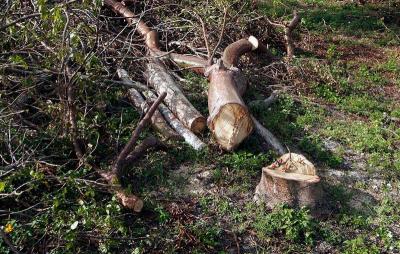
[[263, 168, 320, 183]]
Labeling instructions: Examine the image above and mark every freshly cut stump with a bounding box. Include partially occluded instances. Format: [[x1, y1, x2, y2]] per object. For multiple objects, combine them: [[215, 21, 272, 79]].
[[254, 153, 322, 209]]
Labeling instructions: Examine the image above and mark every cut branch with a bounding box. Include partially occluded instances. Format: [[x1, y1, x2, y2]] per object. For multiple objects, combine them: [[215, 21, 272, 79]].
[[146, 59, 206, 133], [113, 92, 167, 176], [206, 60, 253, 151], [117, 68, 179, 140], [251, 116, 286, 155], [144, 90, 206, 150]]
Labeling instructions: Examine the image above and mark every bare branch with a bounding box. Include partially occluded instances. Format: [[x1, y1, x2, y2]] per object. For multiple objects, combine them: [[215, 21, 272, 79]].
[[112, 92, 167, 176]]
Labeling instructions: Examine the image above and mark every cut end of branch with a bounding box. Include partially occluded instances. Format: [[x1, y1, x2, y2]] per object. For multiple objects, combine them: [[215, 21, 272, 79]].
[[116, 191, 144, 213], [248, 36, 259, 50], [191, 117, 207, 134]]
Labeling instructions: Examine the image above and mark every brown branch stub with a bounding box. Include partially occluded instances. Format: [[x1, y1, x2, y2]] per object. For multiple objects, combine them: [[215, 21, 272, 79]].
[[254, 153, 323, 209], [112, 92, 167, 177], [267, 11, 301, 59], [104, 0, 159, 52]]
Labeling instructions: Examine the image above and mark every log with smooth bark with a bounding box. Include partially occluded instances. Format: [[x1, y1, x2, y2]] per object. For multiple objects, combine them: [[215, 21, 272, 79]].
[[143, 90, 206, 151], [146, 59, 206, 133], [254, 153, 322, 209], [117, 69, 179, 140], [206, 60, 253, 151]]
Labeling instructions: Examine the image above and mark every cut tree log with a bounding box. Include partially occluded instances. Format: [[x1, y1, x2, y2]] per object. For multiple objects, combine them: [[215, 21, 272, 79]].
[[143, 90, 206, 151], [206, 60, 254, 151], [117, 68, 179, 140], [254, 153, 322, 209], [146, 59, 206, 133]]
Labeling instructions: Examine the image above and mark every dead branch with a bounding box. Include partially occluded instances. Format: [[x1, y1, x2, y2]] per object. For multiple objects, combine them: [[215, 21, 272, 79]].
[[143, 90, 206, 150], [123, 136, 164, 165], [267, 11, 301, 59], [146, 59, 206, 133], [117, 68, 179, 140], [251, 116, 286, 155], [112, 92, 167, 177]]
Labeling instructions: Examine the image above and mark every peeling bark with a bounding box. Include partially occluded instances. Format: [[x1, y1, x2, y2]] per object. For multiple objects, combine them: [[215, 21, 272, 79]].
[[146, 59, 206, 134]]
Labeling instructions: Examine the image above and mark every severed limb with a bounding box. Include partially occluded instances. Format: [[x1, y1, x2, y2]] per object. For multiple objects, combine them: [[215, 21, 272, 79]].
[[146, 59, 206, 133], [143, 90, 206, 151], [117, 69, 179, 140], [251, 116, 286, 156]]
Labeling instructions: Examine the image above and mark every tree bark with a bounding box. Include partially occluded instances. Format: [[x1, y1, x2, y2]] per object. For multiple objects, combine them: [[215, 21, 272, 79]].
[[117, 69, 179, 140], [206, 61, 253, 151], [146, 59, 206, 134]]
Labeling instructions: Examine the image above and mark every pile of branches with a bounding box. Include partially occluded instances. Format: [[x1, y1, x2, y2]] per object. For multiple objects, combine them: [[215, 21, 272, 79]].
[[0, 0, 304, 250]]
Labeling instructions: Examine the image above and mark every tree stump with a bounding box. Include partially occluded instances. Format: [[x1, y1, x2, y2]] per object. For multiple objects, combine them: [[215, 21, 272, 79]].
[[254, 153, 322, 209]]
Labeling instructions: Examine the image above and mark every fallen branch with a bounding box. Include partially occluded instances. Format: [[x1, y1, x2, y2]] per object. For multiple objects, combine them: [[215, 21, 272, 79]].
[[251, 116, 286, 155], [123, 136, 164, 165], [112, 92, 167, 176], [146, 59, 206, 133], [117, 69, 179, 140], [144, 90, 206, 151]]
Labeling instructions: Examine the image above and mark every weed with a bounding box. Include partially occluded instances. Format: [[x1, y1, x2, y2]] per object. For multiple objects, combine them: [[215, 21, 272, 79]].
[[254, 205, 318, 246]]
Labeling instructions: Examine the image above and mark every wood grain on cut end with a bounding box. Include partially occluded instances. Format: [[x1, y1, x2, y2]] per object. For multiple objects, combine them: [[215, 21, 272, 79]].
[[211, 103, 253, 151], [191, 117, 207, 134]]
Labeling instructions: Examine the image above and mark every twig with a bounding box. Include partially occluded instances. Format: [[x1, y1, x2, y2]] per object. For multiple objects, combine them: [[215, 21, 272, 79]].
[[208, 7, 228, 66], [193, 11, 211, 60], [112, 92, 167, 176], [0, 13, 40, 31]]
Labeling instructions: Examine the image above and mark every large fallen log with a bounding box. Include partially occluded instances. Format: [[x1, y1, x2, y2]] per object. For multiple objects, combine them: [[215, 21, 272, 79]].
[[206, 60, 253, 151]]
